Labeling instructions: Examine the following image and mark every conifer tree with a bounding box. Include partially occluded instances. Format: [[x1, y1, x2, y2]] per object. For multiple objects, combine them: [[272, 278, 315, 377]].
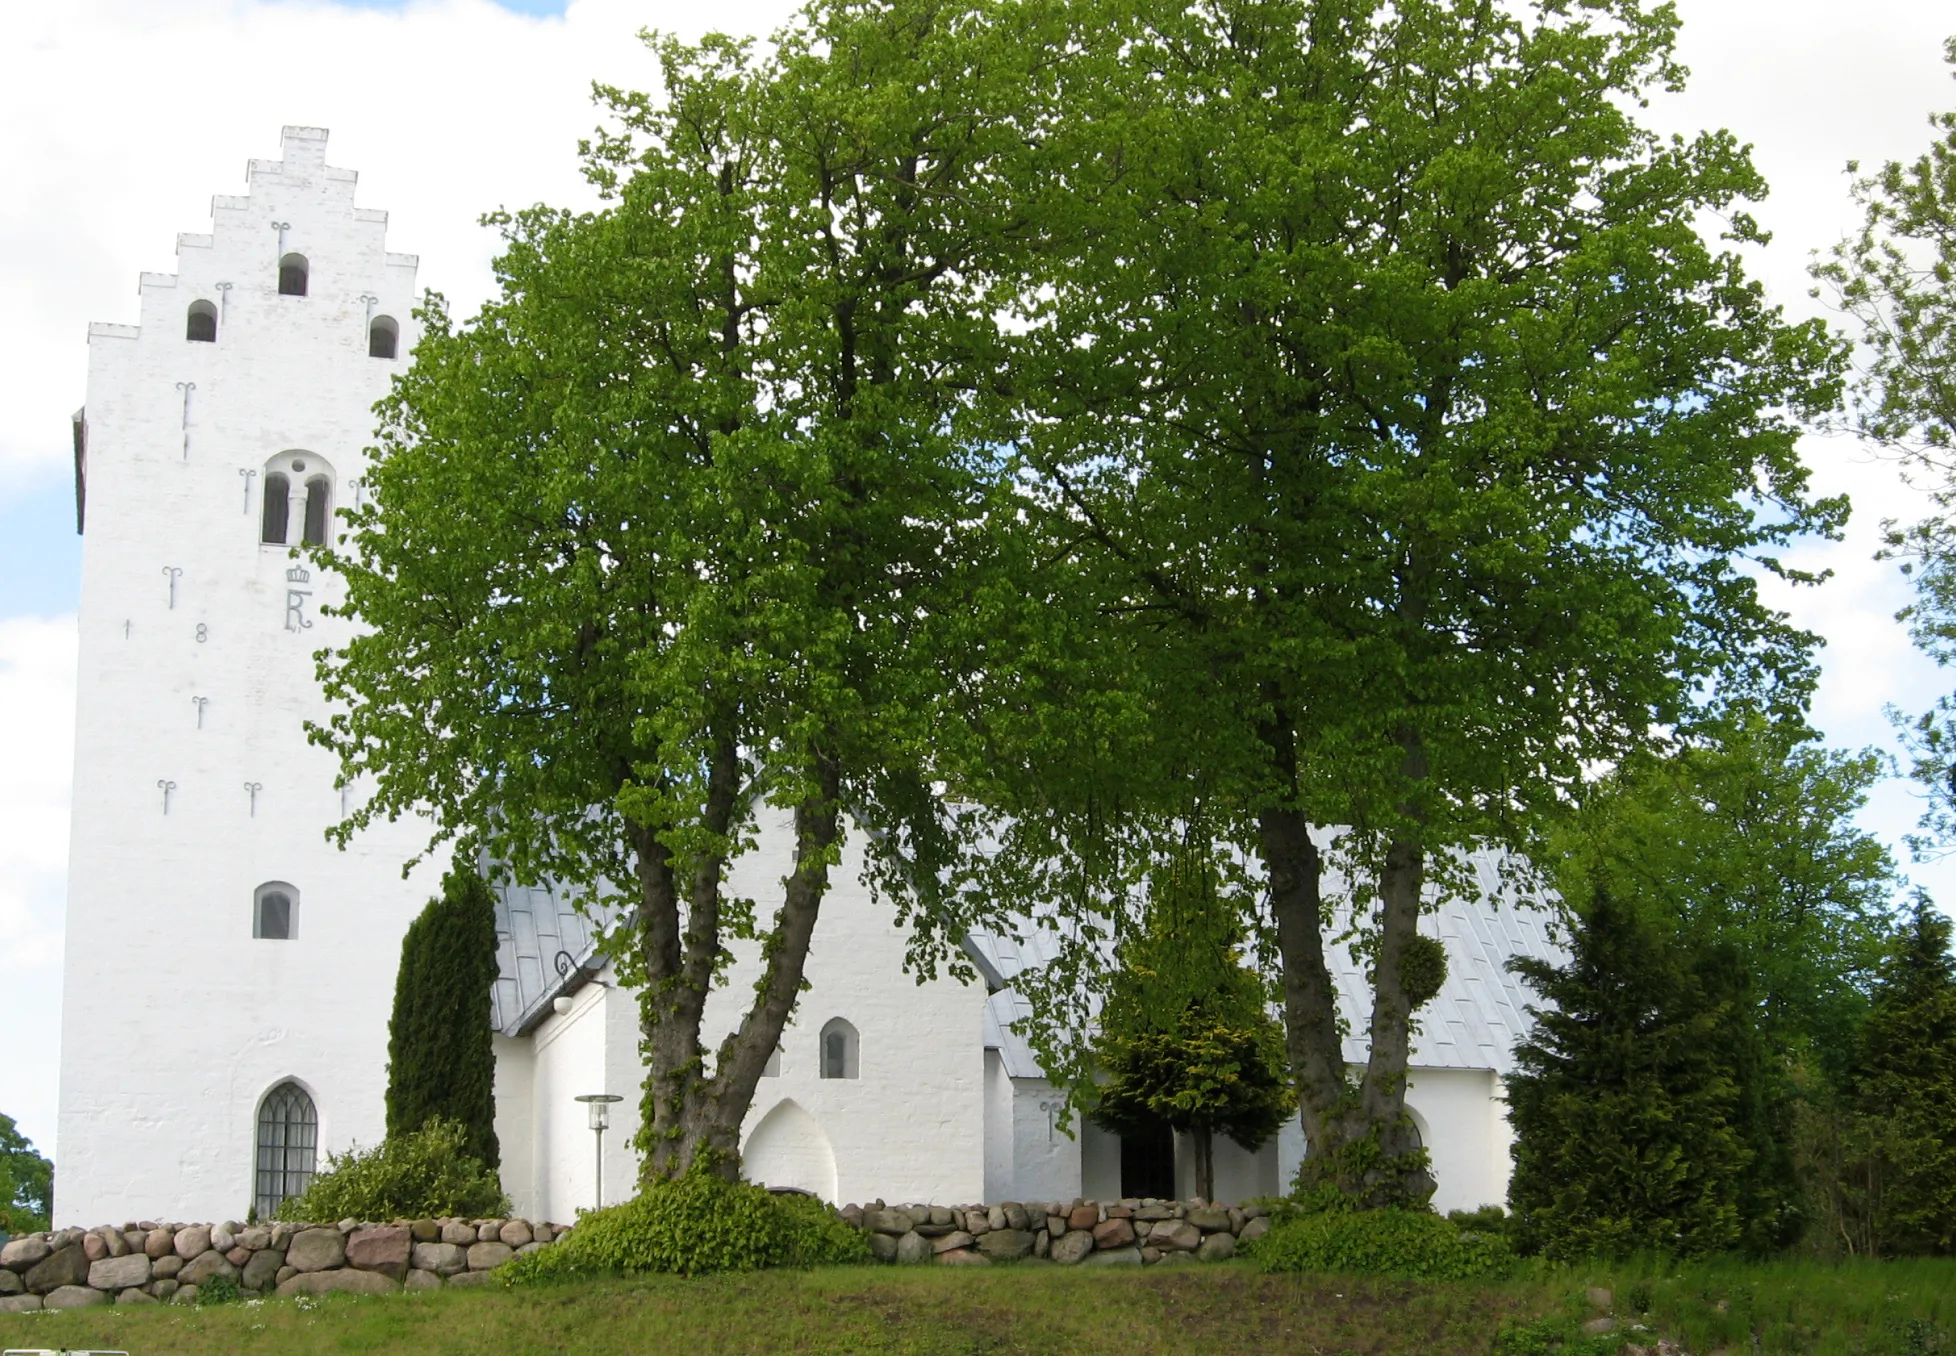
[[385, 866, 501, 1169], [1090, 846, 1294, 1202], [1846, 898, 1956, 1255], [1507, 892, 1750, 1260]]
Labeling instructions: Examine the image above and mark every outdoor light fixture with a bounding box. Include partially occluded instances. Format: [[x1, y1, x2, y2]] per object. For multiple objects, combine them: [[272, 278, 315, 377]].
[[574, 1093, 624, 1210]]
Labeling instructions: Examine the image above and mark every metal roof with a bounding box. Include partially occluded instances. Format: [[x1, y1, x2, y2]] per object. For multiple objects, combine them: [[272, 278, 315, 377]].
[[488, 872, 609, 1037]]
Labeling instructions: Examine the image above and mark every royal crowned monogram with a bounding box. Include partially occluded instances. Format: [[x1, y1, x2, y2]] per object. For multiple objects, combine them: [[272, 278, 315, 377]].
[[285, 563, 313, 632]]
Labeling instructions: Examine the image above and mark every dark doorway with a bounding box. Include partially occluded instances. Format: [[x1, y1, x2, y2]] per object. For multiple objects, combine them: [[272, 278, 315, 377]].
[[1120, 1122, 1176, 1200]]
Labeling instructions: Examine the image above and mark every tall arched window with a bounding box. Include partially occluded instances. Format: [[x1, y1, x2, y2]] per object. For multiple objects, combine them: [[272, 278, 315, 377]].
[[186, 300, 217, 342], [278, 253, 309, 297], [368, 315, 399, 359], [260, 472, 291, 544], [254, 881, 297, 939], [819, 1018, 859, 1080], [302, 475, 332, 546], [254, 1082, 317, 1219]]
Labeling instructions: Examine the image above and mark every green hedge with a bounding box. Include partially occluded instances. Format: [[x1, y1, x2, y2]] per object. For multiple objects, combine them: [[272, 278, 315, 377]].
[[1245, 1207, 1514, 1281], [503, 1172, 871, 1281]]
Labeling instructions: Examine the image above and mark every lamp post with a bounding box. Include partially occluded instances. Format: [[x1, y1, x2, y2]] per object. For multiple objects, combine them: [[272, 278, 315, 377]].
[[574, 1093, 624, 1210]]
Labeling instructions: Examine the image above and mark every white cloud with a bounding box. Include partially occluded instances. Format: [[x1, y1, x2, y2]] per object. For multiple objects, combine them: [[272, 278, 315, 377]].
[[0, 615, 78, 1153]]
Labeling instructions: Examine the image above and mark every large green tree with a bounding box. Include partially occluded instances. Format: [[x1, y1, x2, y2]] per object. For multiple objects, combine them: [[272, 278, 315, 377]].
[[314, 0, 1057, 1182], [977, 0, 1845, 1208], [386, 867, 502, 1169], [0, 1111, 52, 1234], [1816, 38, 1956, 837]]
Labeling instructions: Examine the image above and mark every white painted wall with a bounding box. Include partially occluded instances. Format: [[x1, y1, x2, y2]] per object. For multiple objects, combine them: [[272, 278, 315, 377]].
[[719, 812, 987, 1208], [497, 811, 989, 1214], [58, 127, 445, 1226], [1006, 1077, 1080, 1204], [489, 1034, 535, 1218]]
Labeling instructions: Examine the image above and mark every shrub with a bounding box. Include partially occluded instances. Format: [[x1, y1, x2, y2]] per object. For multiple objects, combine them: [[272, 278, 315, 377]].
[[1505, 892, 1752, 1260], [1244, 1207, 1513, 1280], [386, 867, 501, 1168], [502, 1172, 870, 1282], [275, 1118, 508, 1222], [196, 1273, 242, 1306]]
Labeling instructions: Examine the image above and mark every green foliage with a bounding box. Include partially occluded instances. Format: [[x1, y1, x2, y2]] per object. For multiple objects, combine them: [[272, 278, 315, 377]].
[[1815, 38, 1956, 851], [196, 1274, 242, 1306], [1546, 708, 1901, 1084], [1491, 1316, 1624, 1356], [311, 0, 1053, 1185], [1089, 850, 1294, 1195], [1507, 893, 1754, 1260], [1246, 1207, 1512, 1281], [0, 1111, 52, 1233], [502, 1172, 869, 1282], [274, 1118, 508, 1223], [962, 0, 1846, 1217], [1838, 900, 1956, 1256], [386, 867, 501, 1168]]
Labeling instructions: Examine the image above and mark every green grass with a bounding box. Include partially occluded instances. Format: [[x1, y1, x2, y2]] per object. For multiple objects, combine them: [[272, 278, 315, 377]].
[[2, 1257, 1950, 1355]]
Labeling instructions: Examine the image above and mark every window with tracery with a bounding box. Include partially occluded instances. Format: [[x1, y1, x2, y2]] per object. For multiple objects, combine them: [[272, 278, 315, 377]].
[[254, 1081, 317, 1219]]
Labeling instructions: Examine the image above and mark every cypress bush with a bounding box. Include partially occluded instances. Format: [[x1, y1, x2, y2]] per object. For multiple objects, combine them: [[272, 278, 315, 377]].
[[1506, 892, 1751, 1260], [386, 866, 502, 1168]]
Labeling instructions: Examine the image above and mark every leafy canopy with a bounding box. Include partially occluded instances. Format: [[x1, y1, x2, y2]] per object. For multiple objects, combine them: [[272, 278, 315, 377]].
[[0, 1111, 52, 1234]]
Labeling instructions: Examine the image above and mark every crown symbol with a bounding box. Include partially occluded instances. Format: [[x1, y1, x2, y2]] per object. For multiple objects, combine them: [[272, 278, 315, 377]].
[[286, 564, 311, 584]]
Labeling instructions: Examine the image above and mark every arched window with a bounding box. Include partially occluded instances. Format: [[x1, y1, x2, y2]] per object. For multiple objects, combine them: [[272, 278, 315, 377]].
[[302, 475, 332, 546], [260, 472, 291, 544], [186, 300, 217, 342], [368, 315, 399, 359], [254, 1082, 317, 1219], [763, 1045, 782, 1078], [255, 881, 298, 940], [819, 1018, 859, 1080], [278, 253, 308, 297]]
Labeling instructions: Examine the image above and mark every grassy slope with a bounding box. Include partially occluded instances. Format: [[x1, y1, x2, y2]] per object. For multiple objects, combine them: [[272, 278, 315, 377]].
[[2, 1259, 1950, 1355]]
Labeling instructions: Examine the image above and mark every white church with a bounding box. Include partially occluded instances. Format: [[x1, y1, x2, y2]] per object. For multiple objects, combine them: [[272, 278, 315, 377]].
[[56, 128, 1566, 1231]]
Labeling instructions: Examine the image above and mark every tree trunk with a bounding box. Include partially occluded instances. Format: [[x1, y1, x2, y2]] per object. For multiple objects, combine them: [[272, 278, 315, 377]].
[[1257, 729, 1436, 1209], [1192, 1123, 1214, 1204], [632, 741, 844, 1187]]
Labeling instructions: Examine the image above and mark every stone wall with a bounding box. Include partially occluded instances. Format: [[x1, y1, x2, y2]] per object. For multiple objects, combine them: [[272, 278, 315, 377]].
[[840, 1197, 1270, 1266], [0, 1215, 563, 1311]]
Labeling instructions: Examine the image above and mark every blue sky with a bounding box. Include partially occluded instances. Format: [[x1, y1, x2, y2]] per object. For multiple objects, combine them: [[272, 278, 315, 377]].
[[1, 0, 1954, 1165]]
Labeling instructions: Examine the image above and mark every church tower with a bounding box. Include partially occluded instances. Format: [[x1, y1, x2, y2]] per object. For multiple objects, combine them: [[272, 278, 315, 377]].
[[59, 128, 445, 1226]]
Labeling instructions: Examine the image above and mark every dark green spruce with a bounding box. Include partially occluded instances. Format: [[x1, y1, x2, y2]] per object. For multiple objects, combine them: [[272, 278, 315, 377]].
[[1506, 892, 1753, 1261]]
